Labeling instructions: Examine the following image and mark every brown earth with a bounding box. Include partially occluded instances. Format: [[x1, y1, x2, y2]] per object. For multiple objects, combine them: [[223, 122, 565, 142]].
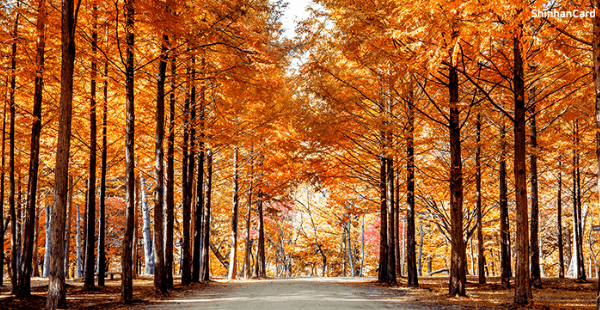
[[0, 275, 597, 309]]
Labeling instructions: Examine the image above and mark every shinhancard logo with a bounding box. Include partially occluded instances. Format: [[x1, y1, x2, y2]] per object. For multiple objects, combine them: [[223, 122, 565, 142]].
[[532, 9, 596, 18]]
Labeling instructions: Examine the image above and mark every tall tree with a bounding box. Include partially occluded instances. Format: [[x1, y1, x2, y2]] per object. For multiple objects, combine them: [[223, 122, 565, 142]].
[[8, 1, 19, 294], [406, 92, 418, 287], [46, 0, 78, 306], [200, 148, 213, 281], [84, 2, 99, 289], [228, 147, 239, 280], [97, 60, 109, 287], [475, 112, 485, 285], [121, 0, 136, 302], [165, 53, 176, 288], [153, 33, 168, 293], [16, 0, 46, 297]]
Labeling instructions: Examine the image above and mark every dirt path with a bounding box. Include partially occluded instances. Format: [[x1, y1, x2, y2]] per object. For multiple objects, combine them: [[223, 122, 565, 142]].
[[143, 277, 431, 310]]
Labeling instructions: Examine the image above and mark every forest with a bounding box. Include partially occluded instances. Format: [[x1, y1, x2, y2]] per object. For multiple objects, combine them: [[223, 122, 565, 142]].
[[1, 0, 600, 309]]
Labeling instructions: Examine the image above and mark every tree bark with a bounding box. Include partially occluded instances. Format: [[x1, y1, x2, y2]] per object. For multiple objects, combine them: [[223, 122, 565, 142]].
[[228, 148, 239, 280], [192, 96, 204, 283], [121, 0, 135, 302], [65, 177, 73, 278], [0, 90, 6, 287], [46, 0, 77, 306], [255, 188, 266, 278], [529, 90, 541, 288], [200, 148, 213, 281], [181, 72, 191, 285], [153, 34, 168, 293], [243, 153, 253, 279], [513, 32, 532, 305], [165, 52, 176, 288], [499, 120, 511, 288], [574, 122, 585, 281], [448, 65, 466, 296], [406, 96, 418, 287], [386, 155, 396, 283], [16, 0, 45, 297], [8, 4, 19, 295], [75, 204, 82, 278], [378, 148, 388, 283], [476, 112, 486, 284], [140, 177, 154, 275], [98, 58, 108, 287], [593, 2, 600, 307], [558, 163, 564, 278], [84, 3, 98, 289]]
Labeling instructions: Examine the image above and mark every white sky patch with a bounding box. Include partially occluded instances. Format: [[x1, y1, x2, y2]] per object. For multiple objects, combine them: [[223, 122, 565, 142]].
[[281, 0, 314, 39]]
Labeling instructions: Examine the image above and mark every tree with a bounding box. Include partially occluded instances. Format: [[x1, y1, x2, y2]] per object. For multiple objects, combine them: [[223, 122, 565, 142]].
[[46, 0, 78, 307]]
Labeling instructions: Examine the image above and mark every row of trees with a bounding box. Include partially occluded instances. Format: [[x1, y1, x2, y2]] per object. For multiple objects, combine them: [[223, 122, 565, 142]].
[[292, 0, 600, 306]]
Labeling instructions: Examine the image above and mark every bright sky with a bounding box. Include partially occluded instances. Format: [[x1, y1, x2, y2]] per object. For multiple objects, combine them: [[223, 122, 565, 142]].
[[281, 0, 314, 38]]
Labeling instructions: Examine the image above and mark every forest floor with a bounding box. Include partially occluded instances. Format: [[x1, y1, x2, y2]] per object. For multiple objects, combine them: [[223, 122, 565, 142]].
[[0, 275, 597, 309]]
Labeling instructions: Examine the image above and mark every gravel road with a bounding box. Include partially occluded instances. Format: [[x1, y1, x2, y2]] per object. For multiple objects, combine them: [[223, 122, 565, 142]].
[[143, 277, 431, 310]]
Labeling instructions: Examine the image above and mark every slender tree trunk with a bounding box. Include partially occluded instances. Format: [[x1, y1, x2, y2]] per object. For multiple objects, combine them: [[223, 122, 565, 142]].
[[65, 177, 73, 277], [8, 5, 19, 295], [44, 204, 52, 277], [513, 32, 532, 305], [255, 188, 266, 278], [406, 96, 418, 287], [98, 59, 108, 287], [378, 147, 388, 283], [84, 4, 98, 289], [33, 213, 39, 277], [574, 122, 585, 281], [386, 156, 396, 283], [448, 65, 466, 296], [243, 154, 253, 279], [499, 120, 511, 288], [165, 53, 176, 288], [593, 2, 600, 307], [418, 223, 423, 277], [347, 219, 354, 277], [181, 74, 191, 285], [558, 163, 564, 278], [360, 215, 365, 277], [228, 148, 239, 280], [476, 112, 486, 284], [75, 204, 82, 278], [140, 177, 154, 274], [0, 93, 6, 287], [529, 92, 541, 288], [47, 0, 77, 306], [153, 35, 168, 293], [121, 0, 136, 302], [16, 0, 45, 297], [192, 89, 204, 283], [200, 148, 212, 281]]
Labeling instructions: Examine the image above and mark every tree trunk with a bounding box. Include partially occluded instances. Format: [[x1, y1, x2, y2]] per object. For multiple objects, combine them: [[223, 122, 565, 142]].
[[476, 112, 486, 284], [121, 0, 135, 302], [406, 96, 418, 287], [165, 52, 176, 288], [558, 163, 564, 278], [228, 148, 239, 280], [98, 59, 108, 287], [84, 4, 98, 289], [418, 223, 423, 277], [44, 204, 52, 277], [140, 177, 154, 275], [448, 65, 466, 297], [513, 32, 532, 305], [255, 188, 266, 278], [64, 177, 73, 278], [499, 120, 511, 288], [200, 148, 213, 281], [593, 2, 600, 307], [360, 215, 365, 277], [378, 142, 388, 283], [574, 122, 585, 281], [192, 84, 204, 283], [75, 204, 82, 278], [0, 93, 6, 287], [386, 155, 396, 283], [181, 74, 191, 285], [243, 154, 253, 279], [46, 0, 77, 306], [8, 4, 19, 295], [153, 35, 168, 293], [347, 219, 354, 277], [16, 0, 45, 297], [529, 91, 541, 288]]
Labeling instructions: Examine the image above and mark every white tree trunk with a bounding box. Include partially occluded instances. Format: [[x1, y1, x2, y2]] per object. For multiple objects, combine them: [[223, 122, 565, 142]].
[[43, 204, 52, 277], [76, 203, 82, 278], [141, 176, 155, 275]]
